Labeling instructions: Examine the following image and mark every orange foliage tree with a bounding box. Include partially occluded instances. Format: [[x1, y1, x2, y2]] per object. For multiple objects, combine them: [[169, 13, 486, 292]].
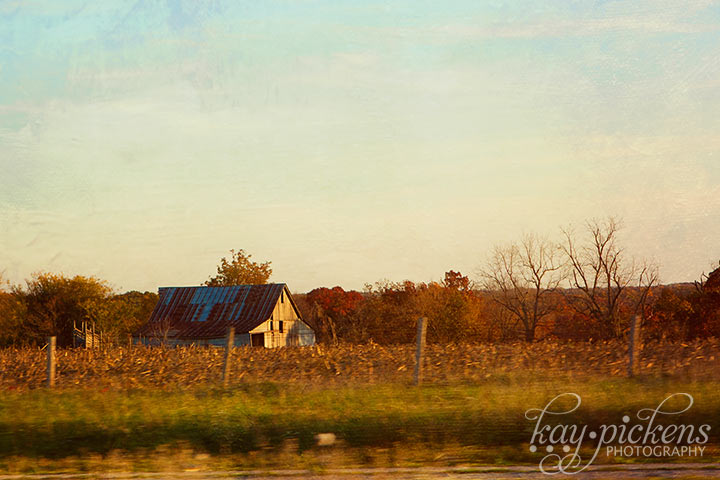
[[205, 249, 272, 286], [349, 271, 485, 344], [304, 286, 364, 343], [646, 263, 720, 340]]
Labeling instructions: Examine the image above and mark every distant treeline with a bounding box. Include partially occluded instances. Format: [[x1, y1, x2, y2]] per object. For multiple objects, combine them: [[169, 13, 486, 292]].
[[1, 217, 719, 347], [1, 268, 717, 348], [293, 218, 720, 344], [295, 270, 720, 344]]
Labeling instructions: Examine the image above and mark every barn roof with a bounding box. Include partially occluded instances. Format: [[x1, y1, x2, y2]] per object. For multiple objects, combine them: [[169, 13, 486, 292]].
[[136, 284, 293, 339]]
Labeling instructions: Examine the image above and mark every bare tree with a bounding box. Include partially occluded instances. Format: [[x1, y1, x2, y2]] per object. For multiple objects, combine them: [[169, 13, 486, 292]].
[[479, 234, 564, 342], [148, 316, 174, 347], [561, 217, 658, 338]]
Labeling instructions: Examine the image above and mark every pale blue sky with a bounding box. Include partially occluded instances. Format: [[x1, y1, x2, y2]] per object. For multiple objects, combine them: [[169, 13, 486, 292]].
[[1, 0, 719, 292]]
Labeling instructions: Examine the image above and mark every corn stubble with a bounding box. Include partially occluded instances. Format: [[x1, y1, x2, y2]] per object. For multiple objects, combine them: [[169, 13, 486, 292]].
[[1, 339, 719, 390]]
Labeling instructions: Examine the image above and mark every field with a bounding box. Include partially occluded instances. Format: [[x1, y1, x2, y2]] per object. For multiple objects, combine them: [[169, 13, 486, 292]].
[[1, 340, 719, 474], [2, 339, 719, 390]]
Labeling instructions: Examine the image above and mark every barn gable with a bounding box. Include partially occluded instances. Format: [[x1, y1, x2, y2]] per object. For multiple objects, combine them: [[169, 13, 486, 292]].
[[135, 284, 314, 347]]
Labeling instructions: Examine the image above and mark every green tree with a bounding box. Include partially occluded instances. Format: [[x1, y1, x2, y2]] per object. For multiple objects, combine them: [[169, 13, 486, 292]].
[[205, 249, 272, 286]]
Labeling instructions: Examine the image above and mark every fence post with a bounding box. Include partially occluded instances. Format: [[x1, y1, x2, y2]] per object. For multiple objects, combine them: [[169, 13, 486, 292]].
[[628, 315, 641, 377], [414, 317, 427, 385], [47, 336, 56, 388], [223, 327, 235, 387]]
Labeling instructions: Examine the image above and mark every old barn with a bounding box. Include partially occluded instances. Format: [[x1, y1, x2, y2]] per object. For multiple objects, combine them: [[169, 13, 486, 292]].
[[135, 284, 315, 347]]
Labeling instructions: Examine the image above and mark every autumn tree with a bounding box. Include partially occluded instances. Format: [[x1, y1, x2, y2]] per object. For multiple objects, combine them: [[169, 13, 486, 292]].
[[689, 262, 720, 337], [205, 249, 272, 286], [561, 218, 658, 338], [350, 272, 485, 344], [12, 273, 113, 346], [353, 280, 421, 344], [443, 270, 472, 291], [479, 234, 564, 342], [417, 272, 485, 343], [114, 291, 159, 339], [91, 291, 159, 345], [305, 286, 364, 343], [645, 285, 696, 340], [0, 274, 26, 346]]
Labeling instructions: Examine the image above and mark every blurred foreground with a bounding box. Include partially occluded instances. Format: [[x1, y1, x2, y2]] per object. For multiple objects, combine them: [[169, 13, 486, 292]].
[[1, 465, 720, 479], [1, 341, 719, 474]]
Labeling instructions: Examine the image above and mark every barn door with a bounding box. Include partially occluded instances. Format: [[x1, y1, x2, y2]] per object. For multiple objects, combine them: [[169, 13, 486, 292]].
[[251, 333, 265, 347]]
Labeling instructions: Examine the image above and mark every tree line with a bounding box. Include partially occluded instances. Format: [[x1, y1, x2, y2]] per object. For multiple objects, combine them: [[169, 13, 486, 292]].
[[0, 273, 158, 347], [1, 220, 719, 346], [298, 218, 719, 344]]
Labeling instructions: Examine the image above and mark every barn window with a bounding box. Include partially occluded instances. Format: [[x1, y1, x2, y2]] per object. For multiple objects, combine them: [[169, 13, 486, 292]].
[[281, 291, 284, 303], [279, 321, 284, 333], [269, 321, 273, 331]]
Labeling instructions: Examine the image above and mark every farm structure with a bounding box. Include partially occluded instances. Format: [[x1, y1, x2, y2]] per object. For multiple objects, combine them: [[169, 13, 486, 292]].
[[72, 320, 102, 348], [134, 284, 315, 347]]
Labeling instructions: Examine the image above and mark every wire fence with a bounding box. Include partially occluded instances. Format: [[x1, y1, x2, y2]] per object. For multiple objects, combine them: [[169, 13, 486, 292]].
[[1, 338, 719, 390]]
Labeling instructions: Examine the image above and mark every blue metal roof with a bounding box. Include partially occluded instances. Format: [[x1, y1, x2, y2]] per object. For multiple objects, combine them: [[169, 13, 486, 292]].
[[137, 284, 294, 338]]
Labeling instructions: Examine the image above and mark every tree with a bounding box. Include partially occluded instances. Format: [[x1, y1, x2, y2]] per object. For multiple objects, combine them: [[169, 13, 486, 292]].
[[0, 274, 26, 346], [13, 273, 113, 346], [112, 291, 159, 343], [561, 218, 658, 338], [415, 275, 485, 343], [479, 234, 564, 342], [442, 270, 472, 291], [645, 286, 695, 340], [350, 272, 485, 345], [355, 280, 422, 344], [690, 261, 720, 337], [85, 291, 159, 345], [205, 249, 272, 286], [305, 286, 364, 343]]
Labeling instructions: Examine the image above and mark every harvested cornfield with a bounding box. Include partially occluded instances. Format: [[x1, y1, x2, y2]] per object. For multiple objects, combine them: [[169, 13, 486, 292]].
[[1, 339, 719, 390]]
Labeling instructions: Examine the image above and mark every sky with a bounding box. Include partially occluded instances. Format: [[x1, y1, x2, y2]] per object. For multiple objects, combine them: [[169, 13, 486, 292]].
[[1, 0, 720, 293]]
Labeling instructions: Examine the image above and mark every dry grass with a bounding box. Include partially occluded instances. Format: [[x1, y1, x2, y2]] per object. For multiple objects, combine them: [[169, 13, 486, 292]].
[[1, 339, 719, 390]]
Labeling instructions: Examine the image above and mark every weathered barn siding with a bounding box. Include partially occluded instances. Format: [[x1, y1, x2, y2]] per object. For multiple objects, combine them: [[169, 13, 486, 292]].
[[249, 288, 316, 347], [250, 319, 316, 347], [147, 334, 253, 348]]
